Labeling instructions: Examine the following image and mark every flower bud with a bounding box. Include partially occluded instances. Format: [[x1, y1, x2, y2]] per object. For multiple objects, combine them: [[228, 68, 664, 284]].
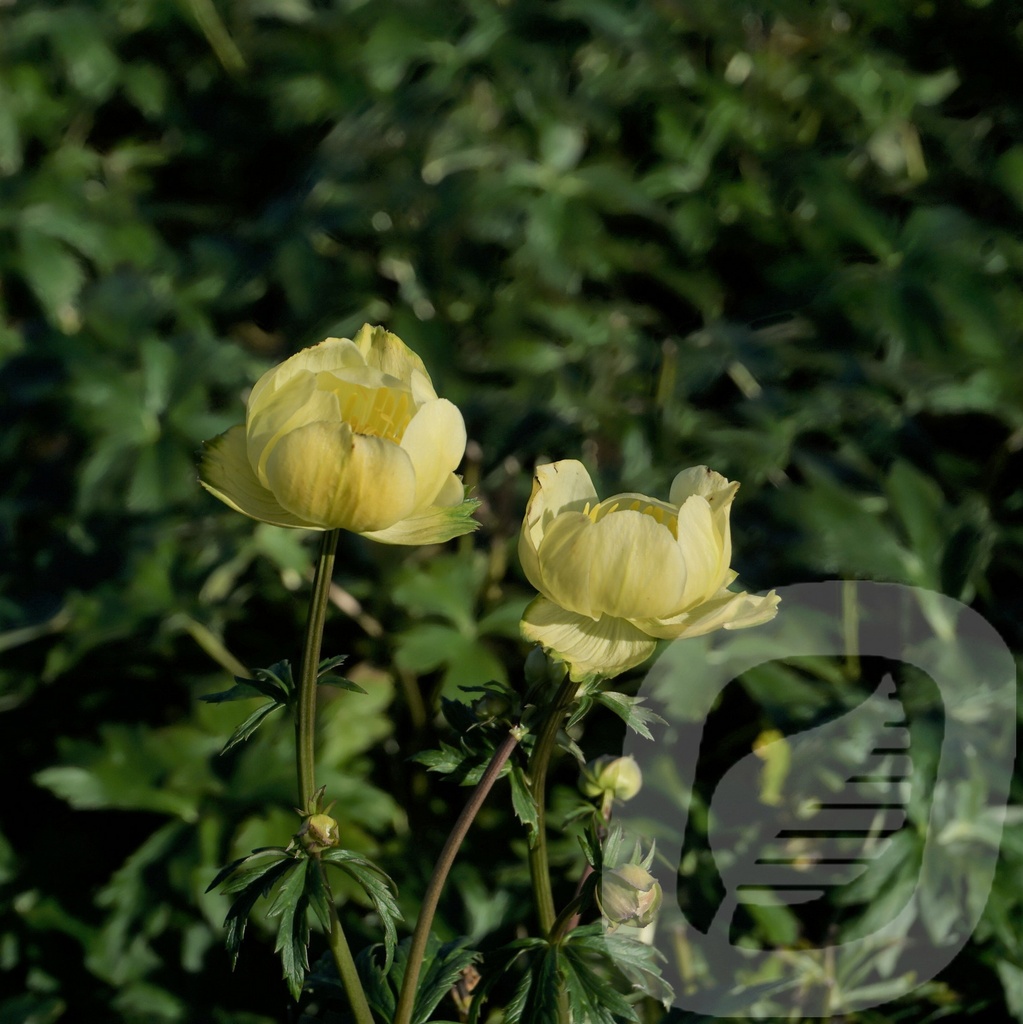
[[472, 693, 512, 721], [300, 813, 339, 853], [580, 755, 643, 802], [600, 863, 663, 929]]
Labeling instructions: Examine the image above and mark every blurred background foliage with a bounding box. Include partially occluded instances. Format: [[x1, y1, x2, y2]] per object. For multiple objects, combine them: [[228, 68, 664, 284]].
[[1, 0, 1022, 1020]]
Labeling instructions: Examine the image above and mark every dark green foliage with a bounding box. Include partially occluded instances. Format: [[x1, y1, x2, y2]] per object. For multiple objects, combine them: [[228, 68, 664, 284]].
[[3, 0, 1023, 1020], [348, 936, 479, 1024]]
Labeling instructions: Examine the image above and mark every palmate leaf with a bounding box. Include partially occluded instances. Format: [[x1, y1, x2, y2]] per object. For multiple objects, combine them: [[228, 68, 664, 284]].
[[580, 925, 675, 1008], [561, 942, 637, 1024], [268, 858, 312, 1000], [506, 945, 562, 1024], [321, 848, 402, 970], [220, 858, 297, 967], [355, 934, 480, 1024], [413, 741, 506, 786], [593, 691, 666, 741]]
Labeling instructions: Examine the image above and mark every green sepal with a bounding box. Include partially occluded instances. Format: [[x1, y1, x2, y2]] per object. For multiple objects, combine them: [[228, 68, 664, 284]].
[[321, 848, 402, 971]]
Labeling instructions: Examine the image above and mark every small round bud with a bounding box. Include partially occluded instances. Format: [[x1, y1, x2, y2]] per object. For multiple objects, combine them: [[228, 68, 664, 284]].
[[580, 755, 643, 802], [599, 863, 663, 929], [472, 693, 512, 720], [301, 813, 339, 852]]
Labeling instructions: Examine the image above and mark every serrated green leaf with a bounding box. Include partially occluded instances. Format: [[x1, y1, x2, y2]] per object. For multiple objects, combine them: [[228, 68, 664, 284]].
[[509, 764, 539, 836], [317, 654, 348, 675], [413, 742, 502, 786], [205, 847, 291, 894], [222, 860, 296, 966], [595, 928, 674, 1007], [221, 700, 286, 753], [594, 691, 665, 740], [354, 935, 479, 1024], [305, 861, 334, 935], [561, 943, 637, 1024], [506, 945, 562, 1024], [269, 859, 312, 1000], [322, 850, 402, 971]]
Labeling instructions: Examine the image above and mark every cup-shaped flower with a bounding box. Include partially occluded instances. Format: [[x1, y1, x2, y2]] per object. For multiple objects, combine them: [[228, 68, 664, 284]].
[[199, 325, 478, 544], [518, 460, 779, 680]]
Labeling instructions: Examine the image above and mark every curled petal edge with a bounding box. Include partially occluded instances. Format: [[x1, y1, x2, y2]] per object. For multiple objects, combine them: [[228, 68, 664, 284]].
[[360, 492, 481, 546], [520, 596, 658, 682], [198, 425, 322, 530]]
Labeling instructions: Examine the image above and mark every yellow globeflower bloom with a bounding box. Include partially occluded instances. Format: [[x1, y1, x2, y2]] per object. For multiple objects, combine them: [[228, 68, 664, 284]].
[[199, 325, 478, 543], [518, 460, 779, 679]]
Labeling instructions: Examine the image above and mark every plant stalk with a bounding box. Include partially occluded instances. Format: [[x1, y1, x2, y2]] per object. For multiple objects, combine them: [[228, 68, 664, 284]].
[[392, 727, 522, 1024], [322, 863, 376, 1024], [294, 530, 372, 1024], [296, 529, 339, 811], [526, 673, 578, 936]]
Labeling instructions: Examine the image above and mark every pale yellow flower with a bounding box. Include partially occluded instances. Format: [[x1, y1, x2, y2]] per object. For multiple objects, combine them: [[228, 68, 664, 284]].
[[199, 325, 478, 543], [518, 460, 779, 679]]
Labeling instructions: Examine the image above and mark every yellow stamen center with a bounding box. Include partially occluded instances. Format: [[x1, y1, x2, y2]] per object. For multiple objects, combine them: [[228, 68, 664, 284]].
[[583, 496, 678, 538], [338, 385, 413, 443]]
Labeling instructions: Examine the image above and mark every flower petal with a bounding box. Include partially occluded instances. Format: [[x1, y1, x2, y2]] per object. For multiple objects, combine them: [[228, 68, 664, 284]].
[[399, 398, 467, 512], [520, 596, 658, 681], [198, 425, 321, 529], [246, 371, 341, 486], [633, 588, 780, 640], [585, 510, 686, 619], [674, 495, 724, 608], [264, 420, 418, 532], [433, 472, 467, 507], [352, 323, 437, 399], [533, 512, 598, 617], [518, 460, 598, 596], [360, 494, 481, 545], [248, 337, 366, 413], [669, 466, 737, 506]]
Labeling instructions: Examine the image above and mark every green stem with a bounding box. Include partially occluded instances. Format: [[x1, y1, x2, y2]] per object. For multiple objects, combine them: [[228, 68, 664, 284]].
[[294, 531, 371, 1024], [322, 863, 376, 1024], [296, 529, 339, 811], [393, 728, 522, 1024], [526, 674, 578, 936]]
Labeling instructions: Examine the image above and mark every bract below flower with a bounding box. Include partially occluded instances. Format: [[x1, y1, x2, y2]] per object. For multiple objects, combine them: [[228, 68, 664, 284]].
[[199, 325, 478, 544], [518, 460, 779, 680]]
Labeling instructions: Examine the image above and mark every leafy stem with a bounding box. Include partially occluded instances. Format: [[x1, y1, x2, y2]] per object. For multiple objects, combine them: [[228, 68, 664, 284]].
[[526, 672, 578, 937], [297, 529, 339, 811], [294, 530, 373, 1024], [393, 727, 523, 1024]]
